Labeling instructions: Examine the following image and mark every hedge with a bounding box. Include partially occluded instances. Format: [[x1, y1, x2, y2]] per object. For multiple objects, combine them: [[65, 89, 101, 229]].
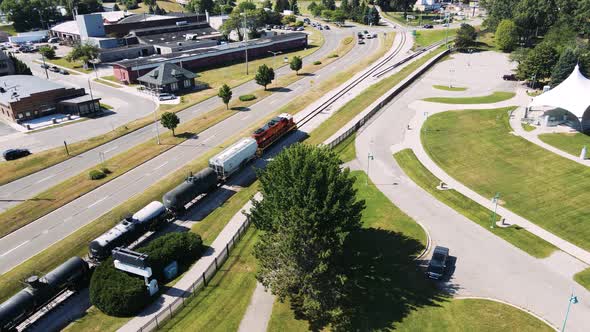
[[239, 94, 256, 102], [313, 61, 322, 65], [89, 169, 106, 180]]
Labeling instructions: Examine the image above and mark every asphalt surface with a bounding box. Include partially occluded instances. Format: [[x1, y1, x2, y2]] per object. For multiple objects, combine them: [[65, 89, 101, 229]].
[[355, 51, 590, 331], [0, 27, 395, 274], [0, 28, 348, 212]]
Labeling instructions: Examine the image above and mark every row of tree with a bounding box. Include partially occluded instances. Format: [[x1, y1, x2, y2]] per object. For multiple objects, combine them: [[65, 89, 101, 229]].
[[308, 0, 380, 25]]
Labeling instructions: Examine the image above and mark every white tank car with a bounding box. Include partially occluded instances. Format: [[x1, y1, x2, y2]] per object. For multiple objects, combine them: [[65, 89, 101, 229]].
[[132, 201, 167, 225], [209, 137, 258, 180]]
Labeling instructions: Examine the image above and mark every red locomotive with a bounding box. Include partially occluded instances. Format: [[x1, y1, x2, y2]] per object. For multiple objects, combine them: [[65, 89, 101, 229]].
[[252, 113, 297, 155]]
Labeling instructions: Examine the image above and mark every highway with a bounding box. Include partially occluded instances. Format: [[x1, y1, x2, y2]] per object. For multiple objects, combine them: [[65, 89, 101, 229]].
[[0, 28, 348, 212], [0, 27, 405, 273]]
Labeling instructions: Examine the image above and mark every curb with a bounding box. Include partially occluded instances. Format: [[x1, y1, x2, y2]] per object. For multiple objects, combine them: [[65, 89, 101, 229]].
[[454, 296, 559, 331]]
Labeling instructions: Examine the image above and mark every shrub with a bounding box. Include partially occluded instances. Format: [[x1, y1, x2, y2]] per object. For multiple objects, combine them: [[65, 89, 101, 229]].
[[90, 257, 149, 317], [239, 94, 257, 102], [313, 61, 322, 65], [89, 169, 106, 180], [101, 167, 112, 175], [328, 54, 339, 58]]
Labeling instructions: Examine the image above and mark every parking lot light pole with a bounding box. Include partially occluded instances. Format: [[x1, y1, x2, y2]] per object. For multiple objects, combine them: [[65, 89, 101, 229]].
[[151, 90, 161, 145], [41, 53, 49, 79], [490, 192, 500, 228], [366, 152, 374, 185], [562, 291, 579, 332], [267, 50, 282, 71]]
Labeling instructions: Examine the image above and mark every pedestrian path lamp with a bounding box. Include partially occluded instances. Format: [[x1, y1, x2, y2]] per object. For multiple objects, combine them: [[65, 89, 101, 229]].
[[366, 152, 374, 185], [490, 192, 500, 228], [562, 291, 578, 332]]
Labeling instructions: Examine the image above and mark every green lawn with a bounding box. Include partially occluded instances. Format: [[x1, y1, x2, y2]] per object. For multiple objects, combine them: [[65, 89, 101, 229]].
[[394, 149, 556, 258], [383, 12, 445, 27], [521, 122, 536, 132], [538, 132, 590, 157], [46, 57, 94, 74], [421, 107, 590, 251], [415, 29, 457, 49], [574, 268, 590, 291], [433, 84, 467, 92], [0, 24, 16, 36], [391, 298, 553, 331], [332, 133, 357, 163], [423, 91, 515, 104], [93, 78, 121, 89], [129, 0, 184, 13]]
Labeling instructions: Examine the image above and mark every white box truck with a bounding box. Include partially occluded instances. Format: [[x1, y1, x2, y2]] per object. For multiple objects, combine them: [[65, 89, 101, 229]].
[[209, 137, 258, 180]]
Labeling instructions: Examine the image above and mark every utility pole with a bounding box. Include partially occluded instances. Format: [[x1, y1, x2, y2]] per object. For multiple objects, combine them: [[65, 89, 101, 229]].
[[366, 152, 374, 185], [268, 51, 282, 73], [242, 13, 249, 75], [87, 78, 96, 114], [152, 91, 161, 145], [41, 52, 49, 79], [490, 192, 500, 228]]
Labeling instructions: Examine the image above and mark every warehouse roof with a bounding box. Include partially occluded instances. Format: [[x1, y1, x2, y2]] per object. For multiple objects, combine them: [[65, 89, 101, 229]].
[[0, 75, 65, 105], [137, 63, 196, 86]]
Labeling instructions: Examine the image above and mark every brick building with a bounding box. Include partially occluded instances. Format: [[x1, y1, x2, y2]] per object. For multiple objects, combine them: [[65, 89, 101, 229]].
[[0, 75, 101, 123]]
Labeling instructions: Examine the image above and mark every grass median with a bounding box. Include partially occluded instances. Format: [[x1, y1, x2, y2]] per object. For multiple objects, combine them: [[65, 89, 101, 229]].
[[574, 268, 590, 292], [415, 29, 457, 49], [423, 91, 515, 104], [394, 148, 556, 258], [0, 29, 325, 186], [433, 84, 467, 91], [422, 107, 590, 251], [0, 32, 348, 238], [0, 32, 385, 304], [539, 132, 590, 157]]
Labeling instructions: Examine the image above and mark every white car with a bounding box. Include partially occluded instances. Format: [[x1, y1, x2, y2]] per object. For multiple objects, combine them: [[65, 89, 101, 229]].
[[158, 93, 176, 101]]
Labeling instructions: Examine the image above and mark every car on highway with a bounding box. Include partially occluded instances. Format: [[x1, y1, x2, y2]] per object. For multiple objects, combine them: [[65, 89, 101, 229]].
[[158, 93, 176, 101], [3, 148, 31, 161], [503, 74, 517, 81], [426, 246, 449, 280], [40, 63, 49, 69], [296, 27, 305, 31], [59, 69, 69, 75], [358, 39, 365, 44], [423, 24, 434, 29], [324, 25, 330, 30], [49, 66, 60, 72]]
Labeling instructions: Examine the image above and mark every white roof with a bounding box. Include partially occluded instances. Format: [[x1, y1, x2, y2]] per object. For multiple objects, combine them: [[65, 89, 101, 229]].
[[210, 137, 257, 165], [51, 11, 132, 35], [530, 65, 590, 118]]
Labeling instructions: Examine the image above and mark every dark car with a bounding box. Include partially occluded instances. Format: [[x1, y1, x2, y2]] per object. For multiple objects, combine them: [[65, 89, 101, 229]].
[[358, 39, 365, 44], [3, 148, 31, 161], [59, 69, 69, 75], [324, 25, 330, 30], [426, 246, 449, 280], [503, 74, 517, 81], [49, 66, 60, 72], [423, 24, 434, 29], [40, 63, 49, 69]]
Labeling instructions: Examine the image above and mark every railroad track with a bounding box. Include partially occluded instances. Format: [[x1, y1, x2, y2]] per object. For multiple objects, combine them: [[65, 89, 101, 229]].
[[297, 31, 409, 128]]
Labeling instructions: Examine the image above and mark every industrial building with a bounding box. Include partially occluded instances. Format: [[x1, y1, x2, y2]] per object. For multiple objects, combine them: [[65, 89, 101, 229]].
[[113, 32, 308, 84], [0, 75, 100, 124]]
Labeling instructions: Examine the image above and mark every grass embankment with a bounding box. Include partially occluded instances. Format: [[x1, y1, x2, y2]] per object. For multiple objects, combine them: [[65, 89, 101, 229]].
[[268, 171, 430, 331], [521, 122, 536, 132], [539, 132, 590, 157], [383, 12, 442, 27], [0, 29, 325, 187], [414, 29, 457, 49], [129, 0, 184, 13], [433, 84, 467, 92], [574, 268, 590, 292], [423, 91, 515, 104], [394, 149, 556, 258], [391, 298, 553, 331], [0, 30, 337, 237], [422, 107, 590, 251], [0, 24, 16, 36], [0, 32, 387, 305], [45, 57, 93, 74], [331, 133, 356, 162]]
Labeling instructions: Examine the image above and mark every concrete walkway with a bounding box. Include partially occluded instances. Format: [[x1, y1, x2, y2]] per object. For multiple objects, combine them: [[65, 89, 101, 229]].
[[237, 282, 275, 332]]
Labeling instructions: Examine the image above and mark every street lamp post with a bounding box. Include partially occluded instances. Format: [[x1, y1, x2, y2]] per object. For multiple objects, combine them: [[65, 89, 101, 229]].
[[87, 78, 96, 114], [490, 192, 500, 228], [242, 13, 249, 75], [268, 50, 282, 73], [151, 90, 161, 145], [366, 152, 374, 185], [40, 52, 49, 79], [562, 291, 579, 332]]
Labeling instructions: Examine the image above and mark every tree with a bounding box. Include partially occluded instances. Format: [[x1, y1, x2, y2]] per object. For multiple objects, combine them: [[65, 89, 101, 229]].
[[237, 1, 256, 12], [262, 0, 272, 8], [454, 23, 477, 50], [218, 83, 232, 109], [113, 3, 120, 11], [9, 54, 32, 75], [480, 0, 519, 30], [513, 0, 557, 40], [517, 42, 558, 85], [290, 0, 300, 14], [274, 0, 290, 12], [66, 42, 99, 69], [322, 0, 335, 10], [308, 1, 318, 15], [38, 45, 56, 59], [249, 143, 364, 329], [255, 64, 275, 90], [289, 56, 302, 75], [551, 48, 577, 86], [187, 0, 214, 13], [331, 9, 346, 24], [281, 14, 296, 25], [0, 0, 61, 32], [160, 112, 180, 136], [368, 6, 380, 25], [495, 19, 518, 52], [310, 3, 326, 17]]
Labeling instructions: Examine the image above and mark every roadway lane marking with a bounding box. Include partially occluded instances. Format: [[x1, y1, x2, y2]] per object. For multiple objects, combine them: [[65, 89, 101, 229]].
[[269, 98, 279, 105], [153, 161, 169, 170], [35, 174, 56, 184], [103, 146, 119, 154], [0, 240, 30, 257], [242, 114, 251, 120], [202, 134, 216, 143], [88, 196, 108, 209]]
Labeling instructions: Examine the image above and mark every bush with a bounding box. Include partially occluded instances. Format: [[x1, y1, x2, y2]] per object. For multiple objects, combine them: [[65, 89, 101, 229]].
[[328, 54, 339, 58], [239, 94, 257, 102], [89, 169, 106, 180], [90, 257, 150, 317], [313, 61, 322, 65], [101, 167, 112, 174]]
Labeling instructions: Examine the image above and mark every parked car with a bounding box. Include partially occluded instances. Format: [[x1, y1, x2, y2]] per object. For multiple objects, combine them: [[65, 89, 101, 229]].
[[40, 63, 49, 69], [49, 66, 60, 72], [426, 246, 449, 280], [158, 93, 176, 101], [372, 33, 378, 38], [423, 24, 434, 29], [324, 25, 330, 30], [48, 37, 60, 43], [503, 74, 517, 81], [366, 34, 373, 39], [59, 69, 69, 75], [3, 148, 31, 161], [303, 18, 310, 23], [358, 39, 365, 44], [296, 27, 305, 31]]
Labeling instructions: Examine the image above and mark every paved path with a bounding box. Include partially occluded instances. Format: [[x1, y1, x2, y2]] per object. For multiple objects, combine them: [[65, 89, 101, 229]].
[[351, 51, 590, 331], [237, 282, 275, 332]]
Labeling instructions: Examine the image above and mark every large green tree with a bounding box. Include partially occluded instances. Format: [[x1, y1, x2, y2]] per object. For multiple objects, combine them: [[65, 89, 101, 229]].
[[66, 42, 99, 68], [250, 143, 365, 329], [454, 23, 477, 50], [1, 0, 60, 32], [289, 55, 302, 75], [160, 112, 180, 136], [550, 48, 577, 86], [480, 0, 519, 30], [495, 19, 518, 52], [218, 83, 232, 109], [187, 0, 214, 13], [517, 42, 559, 85], [513, 0, 558, 40], [9, 54, 32, 75], [255, 64, 275, 90]]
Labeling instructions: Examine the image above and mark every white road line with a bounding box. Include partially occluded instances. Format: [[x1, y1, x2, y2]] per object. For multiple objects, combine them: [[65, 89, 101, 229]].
[[242, 114, 251, 120], [269, 99, 279, 105], [0, 240, 30, 257], [202, 134, 216, 143], [153, 161, 169, 170], [35, 174, 56, 184], [103, 146, 119, 154], [87, 196, 108, 209]]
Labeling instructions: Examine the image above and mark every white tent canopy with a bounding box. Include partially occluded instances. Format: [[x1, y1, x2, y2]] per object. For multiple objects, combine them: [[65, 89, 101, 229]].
[[529, 65, 590, 118]]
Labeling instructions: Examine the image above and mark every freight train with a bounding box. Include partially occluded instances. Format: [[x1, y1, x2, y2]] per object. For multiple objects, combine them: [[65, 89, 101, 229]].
[[0, 257, 89, 332], [0, 113, 296, 331]]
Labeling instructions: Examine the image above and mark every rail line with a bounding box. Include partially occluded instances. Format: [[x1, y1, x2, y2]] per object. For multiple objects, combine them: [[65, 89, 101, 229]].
[[297, 31, 409, 128]]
